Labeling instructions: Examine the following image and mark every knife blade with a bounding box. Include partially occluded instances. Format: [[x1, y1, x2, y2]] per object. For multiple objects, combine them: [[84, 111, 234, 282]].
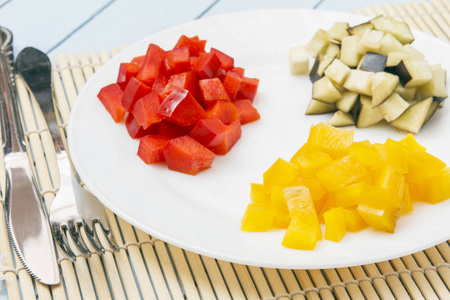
[[0, 27, 60, 285]]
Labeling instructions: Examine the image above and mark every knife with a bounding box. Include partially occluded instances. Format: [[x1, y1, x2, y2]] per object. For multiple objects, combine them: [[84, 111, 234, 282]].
[[0, 27, 60, 285]]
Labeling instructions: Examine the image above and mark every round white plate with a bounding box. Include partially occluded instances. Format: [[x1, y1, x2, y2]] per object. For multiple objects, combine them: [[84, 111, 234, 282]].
[[68, 9, 450, 269]]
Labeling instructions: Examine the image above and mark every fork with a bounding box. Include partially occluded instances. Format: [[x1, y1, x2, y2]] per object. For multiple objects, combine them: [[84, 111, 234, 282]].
[[15, 47, 119, 261]]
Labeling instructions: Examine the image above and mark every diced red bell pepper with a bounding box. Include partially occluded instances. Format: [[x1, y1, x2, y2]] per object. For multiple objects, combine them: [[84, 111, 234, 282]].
[[222, 71, 242, 100], [160, 71, 198, 100], [97, 83, 125, 122], [122, 77, 151, 112], [151, 75, 168, 95], [199, 78, 230, 107], [171, 46, 191, 74], [163, 135, 215, 175], [237, 77, 259, 102], [189, 118, 230, 148], [205, 100, 240, 125], [190, 56, 199, 68], [136, 43, 166, 86], [234, 99, 261, 124], [174, 35, 206, 56], [210, 48, 234, 71], [157, 87, 206, 127], [216, 68, 227, 82], [156, 120, 190, 139], [117, 63, 140, 90], [231, 67, 245, 78], [210, 120, 242, 155], [125, 113, 157, 139], [132, 91, 162, 129], [137, 135, 170, 164], [131, 55, 146, 67], [193, 52, 222, 79]]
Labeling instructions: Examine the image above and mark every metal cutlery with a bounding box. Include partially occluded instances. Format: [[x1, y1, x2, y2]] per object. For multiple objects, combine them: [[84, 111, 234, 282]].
[[15, 46, 119, 261], [0, 27, 59, 285]]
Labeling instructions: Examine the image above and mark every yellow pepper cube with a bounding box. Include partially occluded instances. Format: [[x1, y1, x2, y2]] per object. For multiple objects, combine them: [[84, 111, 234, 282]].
[[292, 151, 333, 178], [270, 185, 288, 212], [307, 122, 354, 159], [421, 168, 450, 204], [318, 192, 336, 222], [335, 182, 369, 208], [282, 216, 318, 250], [290, 143, 314, 164], [316, 154, 368, 191], [241, 204, 277, 232], [398, 134, 426, 152], [289, 176, 327, 202], [357, 185, 399, 233], [324, 207, 346, 242], [405, 148, 446, 182], [401, 183, 414, 214], [250, 183, 271, 207], [343, 208, 368, 232], [263, 158, 298, 192], [376, 141, 408, 174], [273, 211, 291, 229], [373, 165, 405, 210], [349, 140, 380, 169]]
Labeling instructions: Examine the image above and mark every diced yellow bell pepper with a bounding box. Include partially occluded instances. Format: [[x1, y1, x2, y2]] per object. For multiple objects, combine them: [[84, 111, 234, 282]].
[[270, 185, 289, 212], [292, 151, 333, 178], [400, 183, 414, 214], [289, 176, 327, 202], [263, 158, 298, 192], [241, 204, 277, 232], [420, 168, 450, 204], [335, 182, 369, 208], [290, 143, 314, 164], [250, 183, 271, 207], [405, 148, 447, 182], [307, 122, 354, 159], [343, 208, 368, 232], [316, 154, 368, 191], [373, 165, 405, 211], [349, 140, 380, 169], [317, 192, 336, 222], [282, 216, 317, 250], [324, 207, 346, 242], [398, 134, 426, 152], [375, 141, 408, 174], [273, 211, 291, 228]]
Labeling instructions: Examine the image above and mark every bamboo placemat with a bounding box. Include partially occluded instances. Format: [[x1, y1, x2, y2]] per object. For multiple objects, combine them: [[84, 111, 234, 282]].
[[1, 1, 450, 299]]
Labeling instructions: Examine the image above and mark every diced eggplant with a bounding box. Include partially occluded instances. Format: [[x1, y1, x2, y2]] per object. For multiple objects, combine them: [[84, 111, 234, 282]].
[[378, 33, 405, 55], [347, 22, 374, 37], [289, 46, 310, 75], [378, 17, 415, 44], [385, 51, 410, 68], [395, 85, 417, 101], [327, 110, 355, 127], [335, 91, 359, 113], [309, 57, 322, 83], [305, 99, 337, 115], [359, 52, 387, 73], [377, 92, 410, 122], [370, 15, 386, 30], [358, 29, 384, 54], [340, 35, 362, 67], [419, 64, 448, 101], [390, 97, 433, 134], [327, 22, 350, 42], [343, 69, 374, 96], [423, 100, 440, 125], [325, 43, 340, 59], [395, 60, 432, 87], [371, 72, 399, 107], [312, 76, 342, 103], [324, 58, 350, 86], [306, 29, 329, 57], [357, 95, 384, 128], [403, 44, 425, 61], [317, 56, 336, 77]]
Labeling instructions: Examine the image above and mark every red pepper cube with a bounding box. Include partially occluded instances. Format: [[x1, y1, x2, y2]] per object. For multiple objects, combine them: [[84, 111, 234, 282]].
[[234, 99, 261, 124], [132, 91, 162, 129], [172, 46, 191, 73], [189, 118, 231, 148], [210, 120, 242, 155], [125, 113, 158, 139], [97, 83, 125, 122], [137, 135, 170, 164], [193, 52, 222, 79], [131, 55, 146, 67], [156, 120, 190, 139], [199, 78, 230, 107], [205, 100, 240, 125], [163, 135, 215, 175], [237, 77, 259, 102], [161, 50, 175, 75], [151, 75, 168, 95], [116, 63, 139, 90], [157, 87, 206, 127], [210, 48, 234, 71], [122, 77, 151, 112], [216, 68, 227, 82], [160, 71, 198, 100], [174, 35, 206, 56], [222, 71, 242, 100], [136, 43, 166, 86], [231, 67, 245, 78]]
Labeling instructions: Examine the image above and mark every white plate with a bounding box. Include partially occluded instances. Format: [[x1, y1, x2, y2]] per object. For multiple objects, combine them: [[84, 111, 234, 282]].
[[68, 9, 450, 269]]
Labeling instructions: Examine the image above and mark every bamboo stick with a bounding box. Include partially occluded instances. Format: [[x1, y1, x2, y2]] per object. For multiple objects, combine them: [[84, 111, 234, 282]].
[[293, 270, 321, 300], [278, 269, 305, 300], [167, 244, 200, 300], [376, 261, 410, 299], [362, 264, 395, 300], [233, 264, 260, 300], [322, 269, 351, 300], [335, 267, 366, 299], [217, 260, 246, 299], [201, 256, 232, 300], [349, 266, 380, 299], [412, 251, 450, 299], [401, 255, 438, 300], [247, 266, 273, 299], [389, 258, 424, 300], [262, 268, 289, 300], [184, 251, 216, 299]]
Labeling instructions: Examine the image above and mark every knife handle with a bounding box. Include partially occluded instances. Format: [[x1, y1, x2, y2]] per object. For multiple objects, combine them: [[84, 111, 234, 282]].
[[0, 27, 27, 155]]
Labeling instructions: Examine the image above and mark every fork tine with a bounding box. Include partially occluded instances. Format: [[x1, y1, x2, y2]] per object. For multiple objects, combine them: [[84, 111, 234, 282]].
[[98, 221, 120, 252], [52, 223, 76, 262], [82, 219, 104, 254], [67, 221, 91, 258]]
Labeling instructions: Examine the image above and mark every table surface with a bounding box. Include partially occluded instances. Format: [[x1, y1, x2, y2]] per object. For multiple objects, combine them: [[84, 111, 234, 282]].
[[0, 0, 432, 298]]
